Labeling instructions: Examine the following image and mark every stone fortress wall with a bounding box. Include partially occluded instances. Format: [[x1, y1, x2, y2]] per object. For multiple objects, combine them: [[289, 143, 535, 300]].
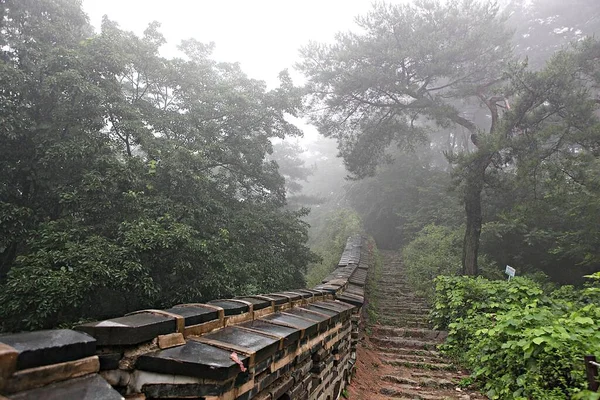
[[0, 235, 370, 400]]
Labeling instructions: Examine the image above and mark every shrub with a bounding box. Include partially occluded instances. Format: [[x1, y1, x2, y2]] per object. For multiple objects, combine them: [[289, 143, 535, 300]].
[[402, 224, 499, 300], [433, 275, 600, 399], [402, 224, 462, 299]]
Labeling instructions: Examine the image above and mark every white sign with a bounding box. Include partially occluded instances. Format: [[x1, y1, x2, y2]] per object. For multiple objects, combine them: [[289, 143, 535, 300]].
[[505, 265, 516, 279]]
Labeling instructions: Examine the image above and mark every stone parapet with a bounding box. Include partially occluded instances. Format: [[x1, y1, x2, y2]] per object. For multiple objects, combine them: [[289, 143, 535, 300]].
[[0, 235, 369, 400]]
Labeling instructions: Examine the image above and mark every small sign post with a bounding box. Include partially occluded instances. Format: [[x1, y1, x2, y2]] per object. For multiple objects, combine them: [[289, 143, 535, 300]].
[[505, 265, 516, 281]]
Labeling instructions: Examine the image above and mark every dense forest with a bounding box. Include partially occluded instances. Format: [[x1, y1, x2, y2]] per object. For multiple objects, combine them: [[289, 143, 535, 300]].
[[0, 0, 321, 331]]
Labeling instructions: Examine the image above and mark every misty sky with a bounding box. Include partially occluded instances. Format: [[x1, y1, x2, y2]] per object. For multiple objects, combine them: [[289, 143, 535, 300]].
[[82, 0, 408, 143], [82, 0, 407, 86]]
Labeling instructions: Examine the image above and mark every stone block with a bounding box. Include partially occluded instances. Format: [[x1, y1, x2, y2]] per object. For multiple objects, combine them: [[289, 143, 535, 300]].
[[8, 374, 123, 400], [235, 297, 272, 310], [261, 312, 319, 339], [0, 329, 96, 370], [335, 293, 364, 307], [270, 376, 293, 399], [164, 304, 221, 326], [3, 355, 99, 393], [239, 320, 301, 350], [283, 309, 330, 333], [311, 301, 355, 319], [260, 294, 289, 306], [157, 333, 185, 349], [0, 343, 18, 382], [273, 292, 303, 301], [136, 340, 247, 381], [207, 300, 249, 316], [76, 314, 176, 346], [288, 381, 304, 399], [198, 326, 280, 366], [303, 305, 339, 326]]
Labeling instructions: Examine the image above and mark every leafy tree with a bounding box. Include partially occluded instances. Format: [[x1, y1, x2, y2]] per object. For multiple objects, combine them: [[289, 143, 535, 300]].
[[0, 0, 317, 331], [479, 39, 600, 281], [299, 0, 515, 274]]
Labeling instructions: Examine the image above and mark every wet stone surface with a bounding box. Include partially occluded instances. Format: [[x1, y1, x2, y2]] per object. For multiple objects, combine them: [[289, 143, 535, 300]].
[[239, 320, 301, 349], [276, 292, 303, 301], [0, 329, 96, 370], [311, 301, 354, 320], [8, 374, 123, 400], [234, 297, 272, 310], [313, 285, 339, 295], [207, 300, 249, 316], [336, 293, 364, 307], [287, 291, 313, 299], [284, 308, 331, 330], [76, 313, 176, 346], [303, 305, 340, 325], [261, 312, 319, 338], [202, 326, 279, 364], [136, 340, 248, 381], [164, 305, 220, 326], [262, 294, 291, 306]]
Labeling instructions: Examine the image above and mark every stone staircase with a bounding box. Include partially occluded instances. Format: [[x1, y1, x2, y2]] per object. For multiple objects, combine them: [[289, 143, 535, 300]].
[[349, 250, 484, 400]]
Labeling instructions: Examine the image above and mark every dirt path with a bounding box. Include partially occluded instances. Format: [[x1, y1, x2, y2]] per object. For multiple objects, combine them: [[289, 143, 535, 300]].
[[348, 250, 485, 400]]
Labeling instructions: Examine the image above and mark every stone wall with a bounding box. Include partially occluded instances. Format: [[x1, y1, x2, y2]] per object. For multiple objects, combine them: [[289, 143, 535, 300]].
[[0, 236, 369, 400]]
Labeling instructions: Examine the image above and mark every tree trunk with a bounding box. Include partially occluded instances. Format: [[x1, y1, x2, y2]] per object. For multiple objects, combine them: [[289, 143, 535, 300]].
[[461, 155, 488, 275]]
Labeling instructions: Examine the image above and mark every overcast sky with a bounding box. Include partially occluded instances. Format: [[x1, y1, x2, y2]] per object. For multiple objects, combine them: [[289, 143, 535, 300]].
[[82, 0, 409, 86], [81, 0, 407, 143]]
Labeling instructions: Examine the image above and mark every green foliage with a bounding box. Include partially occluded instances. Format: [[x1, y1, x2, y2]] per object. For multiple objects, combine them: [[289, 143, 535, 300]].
[[305, 209, 362, 287], [402, 224, 501, 300], [0, 0, 317, 331], [299, 0, 512, 179], [402, 225, 462, 300], [433, 275, 600, 399]]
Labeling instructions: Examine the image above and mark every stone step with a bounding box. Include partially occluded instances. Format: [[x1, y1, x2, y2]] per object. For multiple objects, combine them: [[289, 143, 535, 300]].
[[374, 327, 447, 341], [383, 359, 456, 371], [372, 347, 442, 359], [378, 306, 429, 313], [379, 300, 431, 314], [377, 317, 431, 328], [355, 250, 484, 400], [370, 337, 438, 351], [380, 385, 471, 400], [378, 310, 429, 315], [377, 314, 430, 321], [379, 352, 445, 365], [410, 370, 469, 380], [382, 374, 455, 389]]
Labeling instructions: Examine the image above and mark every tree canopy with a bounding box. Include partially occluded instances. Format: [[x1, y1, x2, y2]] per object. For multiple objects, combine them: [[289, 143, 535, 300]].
[[0, 0, 317, 331], [300, 0, 600, 278]]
